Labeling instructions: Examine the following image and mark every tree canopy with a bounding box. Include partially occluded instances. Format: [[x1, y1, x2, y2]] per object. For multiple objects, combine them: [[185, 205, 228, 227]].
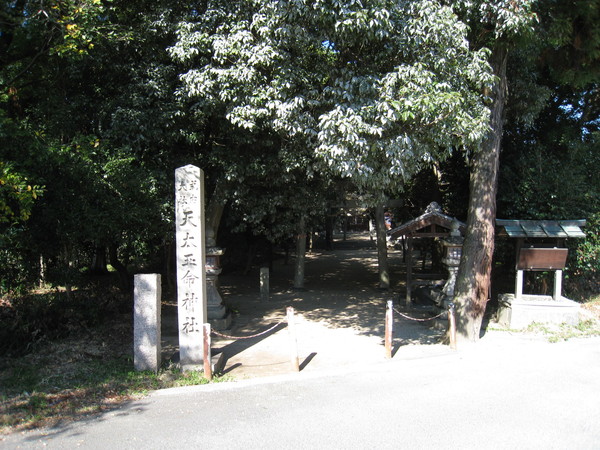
[[170, 0, 494, 193], [0, 0, 597, 328]]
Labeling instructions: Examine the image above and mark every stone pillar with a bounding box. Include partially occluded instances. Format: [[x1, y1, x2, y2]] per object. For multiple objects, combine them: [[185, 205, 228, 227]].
[[440, 221, 463, 310], [206, 248, 228, 323], [175, 165, 207, 370], [133, 273, 162, 372]]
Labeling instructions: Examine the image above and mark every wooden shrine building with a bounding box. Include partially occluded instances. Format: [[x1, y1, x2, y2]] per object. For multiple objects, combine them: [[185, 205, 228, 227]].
[[388, 203, 466, 306], [495, 219, 586, 328]]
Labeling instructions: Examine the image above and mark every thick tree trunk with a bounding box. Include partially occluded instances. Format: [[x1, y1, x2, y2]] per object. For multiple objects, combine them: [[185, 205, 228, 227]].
[[453, 46, 508, 342], [90, 245, 108, 274], [293, 215, 307, 289], [375, 204, 390, 289]]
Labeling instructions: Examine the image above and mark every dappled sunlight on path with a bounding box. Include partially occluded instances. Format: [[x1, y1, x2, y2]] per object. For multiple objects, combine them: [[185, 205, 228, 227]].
[[163, 232, 448, 379]]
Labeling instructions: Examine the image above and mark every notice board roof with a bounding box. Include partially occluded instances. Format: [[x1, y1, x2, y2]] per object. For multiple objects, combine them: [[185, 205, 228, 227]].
[[496, 219, 587, 239]]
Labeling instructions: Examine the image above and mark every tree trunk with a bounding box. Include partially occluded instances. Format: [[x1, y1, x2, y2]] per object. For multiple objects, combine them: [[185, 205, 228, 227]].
[[325, 211, 334, 250], [293, 215, 307, 289], [453, 45, 508, 342], [109, 244, 130, 291], [63, 244, 73, 299], [375, 204, 390, 289], [39, 254, 46, 288], [205, 179, 226, 248], [90, 245, 108, 274]]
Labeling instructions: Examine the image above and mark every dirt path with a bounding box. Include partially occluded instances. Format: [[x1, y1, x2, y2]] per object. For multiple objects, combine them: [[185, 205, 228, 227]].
[[161, 232, 449, 379]]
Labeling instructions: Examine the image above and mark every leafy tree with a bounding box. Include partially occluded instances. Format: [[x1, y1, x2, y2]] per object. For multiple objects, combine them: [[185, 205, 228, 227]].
[[495, 0, 600, 302], [0, 162, 42, 226], [449, 0, 537, 342], [170, 0, 495, 287], [0, 1, 190, 291], [451, 0, 600, 341]]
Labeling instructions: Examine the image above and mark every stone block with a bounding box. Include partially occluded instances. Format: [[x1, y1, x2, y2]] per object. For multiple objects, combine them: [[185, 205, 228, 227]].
[[134, 273, 162, 372], [496, 293, 580, 329]]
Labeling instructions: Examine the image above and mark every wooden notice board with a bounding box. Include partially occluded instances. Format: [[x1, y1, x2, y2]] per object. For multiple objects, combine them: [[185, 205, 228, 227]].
[[517, 248, 568, 270]]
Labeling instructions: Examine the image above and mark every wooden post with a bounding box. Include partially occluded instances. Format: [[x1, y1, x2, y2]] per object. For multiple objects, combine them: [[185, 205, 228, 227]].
[[385, 300, 393, 359], [448, 303, 457, 350], [287, 306, 300, 372], [203, 323, 212, 381]]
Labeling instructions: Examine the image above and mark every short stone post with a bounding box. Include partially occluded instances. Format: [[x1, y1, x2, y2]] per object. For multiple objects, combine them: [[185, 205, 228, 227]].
[[260, 267, 269, 302], [134, 273, 162, 372], [448, 303, 457, 350], [553, 270, 563, 300], [175, 165, 207, 371]]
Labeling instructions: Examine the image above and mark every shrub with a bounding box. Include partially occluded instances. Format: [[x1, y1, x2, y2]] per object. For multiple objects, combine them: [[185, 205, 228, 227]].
[[0, 287, 127, 357], [566, 212, 600, 300]]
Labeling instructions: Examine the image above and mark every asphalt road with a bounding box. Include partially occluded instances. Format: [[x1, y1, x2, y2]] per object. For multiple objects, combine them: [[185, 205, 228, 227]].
[[3, 334, 600, 449]]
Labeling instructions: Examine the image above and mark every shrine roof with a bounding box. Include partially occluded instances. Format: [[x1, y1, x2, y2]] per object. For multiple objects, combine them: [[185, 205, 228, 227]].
[[496, 219, 586, 239], [388, 202, 466, 239]]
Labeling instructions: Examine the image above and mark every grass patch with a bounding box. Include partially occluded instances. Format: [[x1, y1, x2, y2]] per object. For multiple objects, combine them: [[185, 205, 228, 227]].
[[525, 319, 600, 343], [0, 317, 232, 435]]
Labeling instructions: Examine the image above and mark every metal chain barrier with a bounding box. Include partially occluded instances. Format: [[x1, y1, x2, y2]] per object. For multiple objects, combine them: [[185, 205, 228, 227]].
[[393, 307, 445, 322], [211, 318, 286, 340], [208, 306, 301, 373], [386, 303, 457, 354]]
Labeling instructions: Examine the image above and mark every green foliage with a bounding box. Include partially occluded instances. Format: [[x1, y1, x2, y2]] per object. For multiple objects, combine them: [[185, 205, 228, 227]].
[[0, 287, 127, 357], [171, 0, 495, 195], [499, 133, 599, 220], [451, 0, 537, 44], [0, 1, 187, 292], [536, 0, 600, 88], [572, 212, 600, 279], [495, 0, 600, 303], [0, 163, 43, 225], [0, 0, 597, 311]]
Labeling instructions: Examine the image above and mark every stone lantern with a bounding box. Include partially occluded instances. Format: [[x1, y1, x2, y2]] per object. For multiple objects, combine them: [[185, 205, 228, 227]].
[[205, 246, 231, 328], [440, 220, 463, 309]]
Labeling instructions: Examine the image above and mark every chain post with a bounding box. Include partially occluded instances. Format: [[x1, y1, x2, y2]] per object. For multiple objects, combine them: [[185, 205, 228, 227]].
[[385, 300, 393, 359], [287, 306, 300, 372], [203, 323, 213, 381]]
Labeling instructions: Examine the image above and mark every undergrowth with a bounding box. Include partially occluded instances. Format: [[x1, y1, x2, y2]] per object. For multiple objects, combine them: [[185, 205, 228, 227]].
[[0, 316, 231, 435]]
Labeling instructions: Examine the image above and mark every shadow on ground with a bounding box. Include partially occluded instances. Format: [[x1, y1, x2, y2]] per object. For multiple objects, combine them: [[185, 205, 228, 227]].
[[162, 232, 447, 378]]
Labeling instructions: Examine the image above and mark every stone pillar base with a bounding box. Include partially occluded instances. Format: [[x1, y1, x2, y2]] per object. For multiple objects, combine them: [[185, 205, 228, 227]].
[[496, 293, 580, 329], [209, 312, 233, 331]]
